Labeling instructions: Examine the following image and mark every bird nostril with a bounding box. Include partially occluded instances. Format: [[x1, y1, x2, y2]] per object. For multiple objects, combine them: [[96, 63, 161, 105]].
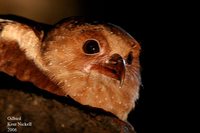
[[109, 54, 123, 64]]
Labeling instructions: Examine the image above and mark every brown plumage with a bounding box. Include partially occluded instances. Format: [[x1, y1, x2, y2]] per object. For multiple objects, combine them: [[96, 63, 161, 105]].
[[0, 16, 141, 120]]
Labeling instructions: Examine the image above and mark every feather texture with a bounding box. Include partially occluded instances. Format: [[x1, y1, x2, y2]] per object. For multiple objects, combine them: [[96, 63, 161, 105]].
[[0, 16, 141, 120]]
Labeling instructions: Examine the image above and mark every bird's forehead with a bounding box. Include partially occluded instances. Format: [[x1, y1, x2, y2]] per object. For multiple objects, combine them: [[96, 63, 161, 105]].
[[72, 24, 136, 55], [102, 27, 135, 56], [54, 20, 139, 57]]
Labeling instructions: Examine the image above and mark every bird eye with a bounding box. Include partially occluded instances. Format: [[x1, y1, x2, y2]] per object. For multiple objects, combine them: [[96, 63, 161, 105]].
[[83, 40, 100, 54], [126, 52, 133, 65]]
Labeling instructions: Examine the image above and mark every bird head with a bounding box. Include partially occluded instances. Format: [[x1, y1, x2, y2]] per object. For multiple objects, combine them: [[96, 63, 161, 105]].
[[42, 17, 141, 120]]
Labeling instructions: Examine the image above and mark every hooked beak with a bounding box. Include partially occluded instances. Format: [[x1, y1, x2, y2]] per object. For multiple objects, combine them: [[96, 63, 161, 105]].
[[93, 54, 126, 85]]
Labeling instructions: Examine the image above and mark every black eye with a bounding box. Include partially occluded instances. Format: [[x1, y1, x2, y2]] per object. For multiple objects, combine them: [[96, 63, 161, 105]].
[[83, 40, 100, 54], [126, 52, 133, 65]]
